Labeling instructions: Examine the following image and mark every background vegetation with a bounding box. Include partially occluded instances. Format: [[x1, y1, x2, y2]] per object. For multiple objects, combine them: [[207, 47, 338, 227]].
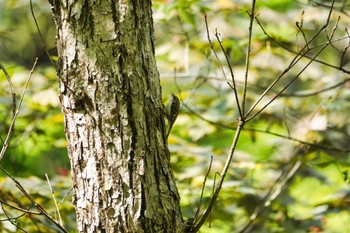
[[0, 0, 349, 232]]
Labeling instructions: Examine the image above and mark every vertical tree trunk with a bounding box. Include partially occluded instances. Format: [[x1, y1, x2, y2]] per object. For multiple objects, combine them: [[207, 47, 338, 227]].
[[49, 1, 184, 232]]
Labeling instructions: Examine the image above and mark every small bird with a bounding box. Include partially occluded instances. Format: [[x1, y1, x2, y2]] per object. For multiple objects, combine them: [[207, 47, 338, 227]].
[[165, 92, 180, 139]]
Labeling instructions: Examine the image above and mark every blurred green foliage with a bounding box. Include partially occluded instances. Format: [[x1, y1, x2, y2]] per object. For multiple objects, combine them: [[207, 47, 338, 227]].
[[1, 0, 350, 232]]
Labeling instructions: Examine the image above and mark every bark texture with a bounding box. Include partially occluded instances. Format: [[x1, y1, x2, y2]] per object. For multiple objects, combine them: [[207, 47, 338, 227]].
[[49, 0, 184, 232]]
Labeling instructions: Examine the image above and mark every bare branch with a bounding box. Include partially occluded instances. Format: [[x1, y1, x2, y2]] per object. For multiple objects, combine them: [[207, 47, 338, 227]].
[[0, 58, 38, 162], [1, 203, 29, 232], [0, 198, 40, 215], [194, 156, 213, 222], [295, 11, 309, 49], [246, 41, 329, 122], [191, 120, 244, 232], [30, 0, 57, 69], [0, 167, 69, 233], [183, 99, 350, 153], [245, 0, 337, 121], [340, 28, 350, 68], [280, 77, 350, 97], [0, 63, 16, 117], [45, 173, 63, 226], [204, 16, 243, 117], [213, 29, 243, 118], [242, 0, 257, 116], [0, 62, 16, 146]]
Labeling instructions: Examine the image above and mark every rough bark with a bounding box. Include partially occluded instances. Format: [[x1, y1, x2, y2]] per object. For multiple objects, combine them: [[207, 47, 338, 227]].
[[49, 0, 184, 232]]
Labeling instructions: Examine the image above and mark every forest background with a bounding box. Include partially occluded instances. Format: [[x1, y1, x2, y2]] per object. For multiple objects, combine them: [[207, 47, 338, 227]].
[[0, 0, 349, 232]]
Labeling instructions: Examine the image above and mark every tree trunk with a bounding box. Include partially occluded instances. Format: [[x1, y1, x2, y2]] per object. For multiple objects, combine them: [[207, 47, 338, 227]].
[[49, 1, 184, 232]]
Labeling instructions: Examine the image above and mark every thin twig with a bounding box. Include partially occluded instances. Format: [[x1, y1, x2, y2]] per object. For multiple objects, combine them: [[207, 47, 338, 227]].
[[244, 31, 306, 118], [0, 63, 16, 117], [0, 58, 38, 162], [45, 173, 63, 226], [30, 0, 57, 69], [295, 11, 309, 49], [1, 203, 29, 232], [246, 40, 329, 122], [0, 166, 69, 233], [191, 120, 244, 232], [210, 171, 220, 228], [244, 127, 350, 152], [213, 28, 243, 117], [204, 16, 242, 117], [0, 63, 16, 147], [242, 0, 257, 116], [193, 156, 213, 225], [57, 187, 73, 206], [258, 17, 350, 75], [245, 0, 336, 120], [0, 198, 40, 215], [339, 28, 350, 68], [182, 100, 350, 153], [280, 77, 350, 97]]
